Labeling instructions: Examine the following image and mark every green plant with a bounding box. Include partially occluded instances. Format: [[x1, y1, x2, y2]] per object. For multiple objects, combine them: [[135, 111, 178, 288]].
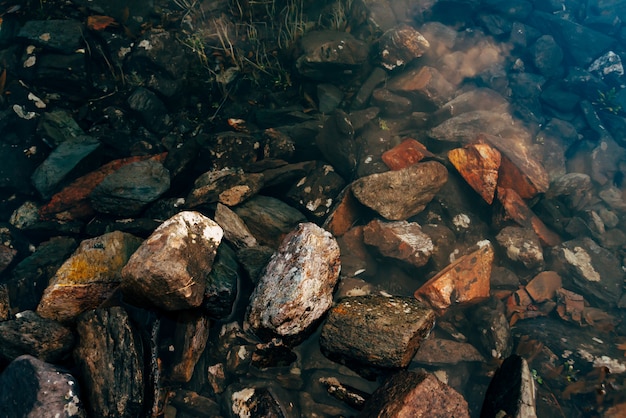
[[593, 87, 623, 115]]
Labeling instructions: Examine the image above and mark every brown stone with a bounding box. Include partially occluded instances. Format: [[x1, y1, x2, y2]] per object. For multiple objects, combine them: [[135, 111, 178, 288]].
[[214, 203, 258, 250], [377, 24, 430, 70], [359, 370, 470, 418], [381, 138, 433, 170], [414, 242, 494, 312], [412, 337, 485, 365], [428, 110, 528, 144], [448, 142, 501, 204], [362, 219, 433, 268], [168, 311, 211, 384], [323, 185, 365, 237], [387, 66, 455, 110], [186, 168, 264, 208], [525, 271, 562, 303]]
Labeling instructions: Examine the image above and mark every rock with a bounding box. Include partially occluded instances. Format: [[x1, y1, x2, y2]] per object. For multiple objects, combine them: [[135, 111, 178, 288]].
[[198, 132, 261, 171], [362, 219, 433, 268], [546, 173, 594, 211], [233, 195, 306, 248], [90, 159, 170, 217], [185, 168, 264, 208], [0, 243, 16, 275], [226, 381, 297, 418], [387, 66, 454, 111], [0, 310, 75, 363], [377, 24, 429, 71], [430, 88, 510, 127], [236, 245, 275, 283], [286, 163, 346, 219], [0, 284, 9, 321], [415, 241, 493, 312], [354, 122, 397, 177], [296, 30, 369, 80], [18, 20, 85, 54], [317, 83, 344, 113], [381, 138, 433, 170], [529, 35, 564, 77], [471, 298, 512, 360], [412, 338, 485, 365], [370, 88, 413, 115], [495, 226, 544, 270], [74, 307, 143, 418], [351, 161, 448, 221], [320, 295, 435, 371], [525, 271, 562, 303], [588, 51, 624, 81], [448, 142, 501, 204], [352, 67, 388, 110], [169, 389, 221, 417], [336, 225, 378, 280], [36, 231, 143, 322], [168, 311, 210, 384], [0, 354, 85, 418], [429, 110, 527, 144], [246, 223, 340, 343], [204, 243, 239, 319], [323, 185, 365, 237], [31, 136, 101, 200], [214, 203, 258, 250], [316, 110, 358, 179], [480, 354, 537, 418], [127, 87, 172, 134], [121, 211, 220, 309], [549, 237, 624, 307], [359, 370, 470, 418]]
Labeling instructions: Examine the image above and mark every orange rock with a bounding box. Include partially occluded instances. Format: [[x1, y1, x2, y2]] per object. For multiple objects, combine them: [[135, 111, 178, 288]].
[[39, 153, 167, 221], [448, 142, 501, 204], [322, 186, 362, 237], [525, 271, 562, 303], [382, 138, 433, 170], [497, 187, 561, 247], [414, 242, 493, 312]]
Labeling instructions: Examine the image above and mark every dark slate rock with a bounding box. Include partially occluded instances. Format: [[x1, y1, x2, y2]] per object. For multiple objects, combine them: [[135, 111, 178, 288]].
[[470, 298, 512, 360], [316, 110, 358, 180], [214, 203, 258, 250], [74, 307, 143, 418], [236, 245, 275, 283], [320, 295, 435, 372], [496, 226, 544, 270], [225, 381, 298, 418], [317, 83, 344, 113], [362, 219, 433, 268], [0, 310, 75, 363], [246, 223, 340, 344], [31, 136, 101, 200], [18, 20, 84, 54], [196, 131, 262, 171], [482, 0, 532, 19], [204, 243, 239, 319], [127, 87, 172, 135], [352, 67, 387, 110], [90, 159, 170, 217], [355, 122, 398, 178], [480, 355, 537, 418], [286, 162, 346, 219], [185, 168, 264, 208], [167, 311, 210, 384], [540, 84, 580, 113], [370, 88, 413, 116]]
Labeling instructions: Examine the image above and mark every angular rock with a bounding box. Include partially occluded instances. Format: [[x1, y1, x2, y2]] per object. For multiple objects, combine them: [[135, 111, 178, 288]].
[[36, 231, 142, 322], [90, 159, 170, 217], [170, 389, 221, 417], [0, 284, 9, 321], [351, 161, 448, 221], [226, 382, 297, 418], [127, 87, 172, 134], [545, 172, 594, 211], [0, 354, 85, 418], [415, 241, 494, 312], [121, 211, 223, 311], [525, 271, 562, 303], [317, 83, 343, 113], [316, 110, 358, 179], [429, 110, 527, 144], [31, 136, 101, 200], [471, 298, 512, 360], [185, 168, 264, 208], [323, 185, 365, 237], [214, 203, 258, 250], [549, 237, 624, 307], [362, 219, 433, 268], [387, 66, 454, 111], [234, 195, 306, 248], [74, 307, 143, 418], [430, 87, 510, 127], [381, 138, 432, 171], [0, 310, 75, 363], [495, 226, 544, 270], [377, 24, 429, 71], [204, 243, 239, 319], [359, 370, 470, 418], [0, 243, 16, 275], [246, 223, 340, 343], [199, 132, 261, 171], [412, 338, 485, 365], [18, 20, 85, 54], [236, 245, 275, 283], [355, 122, 397, 178], [448, 142, 501, 204], [286, 163, 346, 219], [320, 295, 435, 370], [530, 35, 563, 77], [168, 311, 210, 384], [370, 88, 413, 115]]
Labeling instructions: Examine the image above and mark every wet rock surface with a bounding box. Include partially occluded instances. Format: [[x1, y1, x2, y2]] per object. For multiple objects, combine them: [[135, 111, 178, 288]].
[[2, 0, 626, 416]]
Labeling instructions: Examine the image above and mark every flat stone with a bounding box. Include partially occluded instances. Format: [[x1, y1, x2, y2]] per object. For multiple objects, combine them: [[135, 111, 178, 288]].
[[246, 223, 340, 343], [412, 338, 485, 365], [36, 231, 143, 322], [387, 66, 454, 110], [525, 271, 562, 303], [186, 168, 264, 208], [495, 226, 544, 270], [415, 241, 494, 312], [351, 161, 448, 221], [0, 354, 85, 418], [371, 88, 413, 115], [320, 295, 435, 370], [471, 298, 512, 360], [323, 185, 364, 237], [204, 243, 239, 319], [18, 20, 85, 54], [127, 87, 172, 134], [448, 142, 501, 204], [286, 163, 346, 219], [362, 219, 433, 268], [429, 110, 528, 144], [316, 110, 358, 179], [236, 245, 275, 283], [121, 211, 223, 311], [214, 203, 258, 250], [359, 370, 470, 418], [381, 138, 432, 170], [198, 132, 261, 171], [0, 310, 75, 363], [74, 307, 143, 418], [430, 87, 510, 127], [168, 311, 210, 384]]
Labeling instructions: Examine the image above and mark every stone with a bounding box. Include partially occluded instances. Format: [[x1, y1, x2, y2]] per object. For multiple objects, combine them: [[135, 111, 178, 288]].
[[370, 88, 413, 115], [0, 354, 85, 418], [204, 243, 239, 319], [323, 185, 364, 237], [233, 195, 306, 248], [31, 136, 101, 200], [18, 20, 85, 54], [529, 35, 563, 77], [448, 142, 501, 204], [198, 132, 261, 171], [546, 172, 594, 211], [0, 243, 16, 275], [471, 298, 512, 360], [286, 163, 346, 219], [412, 338, 485, 365], [525, 271, 562, 303], [316, 110, 358, 179], [90, 159, 171, 217], [414, 241, 493, 312], [480, 355, 537, 418], [354, 122, 397, 178], [168, 311, 210, 384], [214, 203, 258, 250], [495, 226, 544, 270], [246, 223, 340, 343], [351, 161, 448, 221], [362, 219, 433, 268], [317, 83, 344, 113], [429, 110, 527, 144], [169, 389, 221, 417], [121, 211, 223, 311], [0, 310, 75, 363], [377, 24, 429, 71], [359, 370, 470, 418], [549, 237, 624, 307], [226, 382, 297, 418], [236, 246, 275, 283], [429, 87, 510, 127], [381, 138, 432, 170], [74, 307, 143, 418], [127, 87, 172, 134], [36, 231, 143, 322], [320, 295, 435, 371], [387, 66, 454, 111], [336, 225, 378, 280], [185, 168, 264, 208]]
